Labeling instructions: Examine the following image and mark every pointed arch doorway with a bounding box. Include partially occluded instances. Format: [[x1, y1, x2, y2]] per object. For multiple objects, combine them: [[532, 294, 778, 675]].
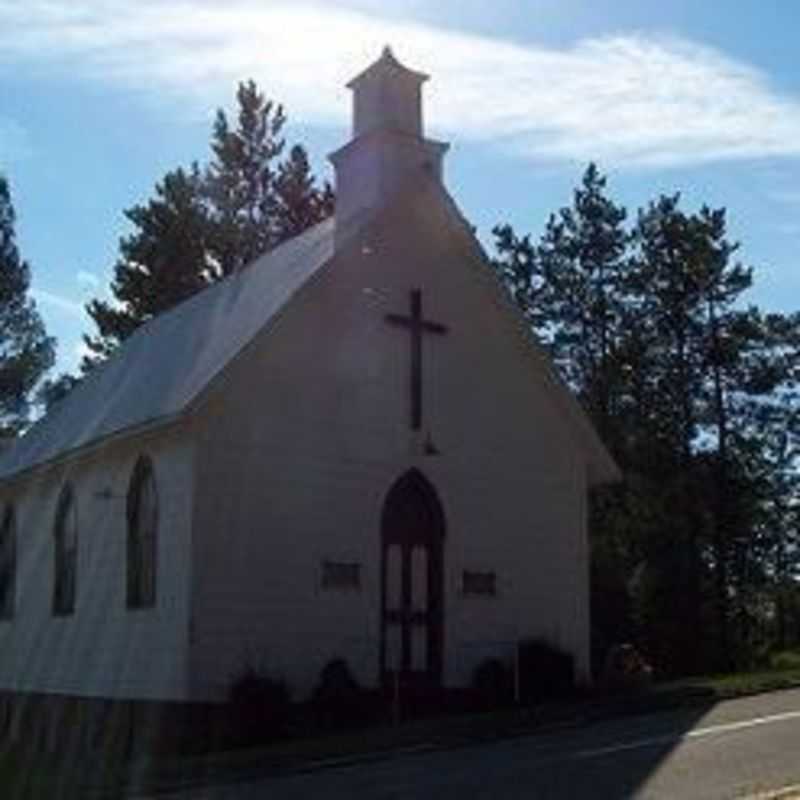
[[380, 470, 445, 687]]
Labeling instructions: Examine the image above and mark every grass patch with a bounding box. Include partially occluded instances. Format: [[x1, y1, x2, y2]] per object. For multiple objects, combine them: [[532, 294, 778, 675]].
[[770, 649, 800, 672], [707, 669, 800, 697], [654, 649, 800, 700]]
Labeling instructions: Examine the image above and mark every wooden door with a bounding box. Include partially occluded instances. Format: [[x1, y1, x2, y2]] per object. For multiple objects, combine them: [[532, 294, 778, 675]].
[[380, 470, 444, 686]]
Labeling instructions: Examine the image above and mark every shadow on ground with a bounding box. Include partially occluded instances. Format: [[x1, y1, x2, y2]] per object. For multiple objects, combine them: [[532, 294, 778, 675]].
[[0, 694, 723, 799]]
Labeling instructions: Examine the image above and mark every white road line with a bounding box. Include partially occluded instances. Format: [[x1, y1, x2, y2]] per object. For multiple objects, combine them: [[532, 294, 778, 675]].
[[741, 782, 800, 800], [573, 709, 800, 761]]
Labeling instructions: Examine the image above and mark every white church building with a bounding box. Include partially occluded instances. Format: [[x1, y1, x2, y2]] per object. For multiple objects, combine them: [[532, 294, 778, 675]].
[[0, 49, 617, 747]]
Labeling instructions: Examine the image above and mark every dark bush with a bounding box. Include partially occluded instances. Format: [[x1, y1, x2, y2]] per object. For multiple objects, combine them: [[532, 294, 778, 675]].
[[311, 659, 379, 729], [228, 667, 291, 744], [517, 639, 575, 704], [472, 658, 514, 709]]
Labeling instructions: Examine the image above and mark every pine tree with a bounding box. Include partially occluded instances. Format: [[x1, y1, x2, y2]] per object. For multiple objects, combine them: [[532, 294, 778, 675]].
[[537, 164, 630, 434], [85, 81, 334, 365], [691, 206, 754, 666], [273, 145, 334, 243], [626, 198, 789, 670], [205, 82, 333, 272], [492, 225, 545, 331], [629, 195, 706, 462], [0, 175, 54, 433], [36, 372, 82, 414], [493, 164, 629, 438], [83, 165, 212, 366], [204, 80, 287, 275], [494, 167, 651, 671], [494, 165, 800, 673], [625, 196, 717, 671]]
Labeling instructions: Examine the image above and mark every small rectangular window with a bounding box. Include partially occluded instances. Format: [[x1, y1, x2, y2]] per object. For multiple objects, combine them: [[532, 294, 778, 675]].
[[462, 570, 496, 596], [321, 560, 361, 591]]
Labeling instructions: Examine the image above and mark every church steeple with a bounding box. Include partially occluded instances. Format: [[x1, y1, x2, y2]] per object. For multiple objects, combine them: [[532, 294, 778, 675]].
[[347, 46, 428, 139], [330, 47, 449, 245]]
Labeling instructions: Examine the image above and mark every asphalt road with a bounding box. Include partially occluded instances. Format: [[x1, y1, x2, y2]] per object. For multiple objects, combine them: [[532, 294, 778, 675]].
[[143, 689, 800, 799]]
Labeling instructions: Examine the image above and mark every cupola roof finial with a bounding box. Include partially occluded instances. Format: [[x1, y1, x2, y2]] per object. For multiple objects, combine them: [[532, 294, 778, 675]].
[[329, 50, 449, 245]]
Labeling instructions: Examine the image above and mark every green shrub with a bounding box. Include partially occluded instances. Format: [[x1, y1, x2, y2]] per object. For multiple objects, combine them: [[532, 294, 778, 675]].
[[228, 667, 291, 744], [311, 659, 379, 729], [770, 650, 800, 672], [517, 639, 575, 703], [472, 658, 514, 709]]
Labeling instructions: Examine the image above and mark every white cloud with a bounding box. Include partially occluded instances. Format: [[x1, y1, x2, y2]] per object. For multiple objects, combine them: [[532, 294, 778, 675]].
[[31, 288, 86, 320], [3, 1, 800, 167]]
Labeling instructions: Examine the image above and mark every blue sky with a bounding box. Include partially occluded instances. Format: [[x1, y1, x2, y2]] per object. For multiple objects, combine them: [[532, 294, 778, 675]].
[[2, 0, 800, 375]]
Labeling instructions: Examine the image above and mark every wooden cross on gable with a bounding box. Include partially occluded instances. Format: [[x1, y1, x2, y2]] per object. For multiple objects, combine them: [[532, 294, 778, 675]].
[[385, 289, 448, 430]]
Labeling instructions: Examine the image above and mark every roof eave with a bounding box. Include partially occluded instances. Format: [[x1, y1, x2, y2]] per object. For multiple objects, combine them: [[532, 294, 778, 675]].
[[422, 177, 623, 487], [0, 412, 185, 488]]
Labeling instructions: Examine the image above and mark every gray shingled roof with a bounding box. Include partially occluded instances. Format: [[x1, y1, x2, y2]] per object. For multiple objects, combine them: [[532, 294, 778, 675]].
[[0, 218, 336, 481]]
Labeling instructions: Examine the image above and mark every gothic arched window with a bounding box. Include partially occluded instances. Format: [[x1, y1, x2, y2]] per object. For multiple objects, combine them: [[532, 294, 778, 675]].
[[0, 505, 16, 619], [53, 485, 77, 616], [127, 456, 157, 609]]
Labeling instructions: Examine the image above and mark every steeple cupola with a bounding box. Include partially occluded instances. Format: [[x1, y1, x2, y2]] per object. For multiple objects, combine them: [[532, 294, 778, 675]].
[[330, 47, 449, 243], [348, 46, 427, 139]]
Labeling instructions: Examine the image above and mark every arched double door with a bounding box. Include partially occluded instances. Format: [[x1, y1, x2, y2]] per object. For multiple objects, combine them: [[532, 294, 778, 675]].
[[380, 470, 445, 687]]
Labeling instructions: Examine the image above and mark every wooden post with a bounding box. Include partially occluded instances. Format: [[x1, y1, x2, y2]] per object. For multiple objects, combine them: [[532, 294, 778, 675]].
[[392, 668, 401, 726], [388, 632, 401, 726]]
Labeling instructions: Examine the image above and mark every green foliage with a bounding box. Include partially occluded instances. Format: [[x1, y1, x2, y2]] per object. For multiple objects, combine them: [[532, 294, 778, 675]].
[[471, 658, 514, 709], [0, 174, 54, 433], [84, 81, 333, 368], [204, 80, 287, 275], [311, 659, 378, 729], [517, 639, 575, 703], [36, 373, 81, 414], [770, 649, 800, 671], [494, 165, 800, 677], [228, 667, 291, 744], [273, 145, 335, 243], [84, 165, 211, 365]]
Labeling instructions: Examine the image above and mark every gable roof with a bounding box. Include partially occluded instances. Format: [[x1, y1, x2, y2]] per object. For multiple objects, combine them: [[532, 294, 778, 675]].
[[0, 218, 336, 482], [0, 178, 619, 488], [415, 177, 620, 486]]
